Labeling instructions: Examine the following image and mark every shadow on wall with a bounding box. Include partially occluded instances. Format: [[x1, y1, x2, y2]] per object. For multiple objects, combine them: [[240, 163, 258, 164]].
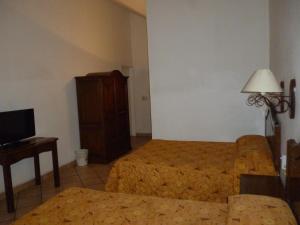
[[0, 2, 119, 82], [0, 2, 128, 192]]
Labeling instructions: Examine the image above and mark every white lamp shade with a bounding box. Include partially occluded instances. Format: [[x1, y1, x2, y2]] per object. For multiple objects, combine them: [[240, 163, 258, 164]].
[[241, 69, 283, 93]]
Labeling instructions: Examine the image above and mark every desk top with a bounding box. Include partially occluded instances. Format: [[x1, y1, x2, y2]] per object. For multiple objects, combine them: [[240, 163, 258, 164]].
[[0, 137, 58, 151], [0, 137, 58, 164]]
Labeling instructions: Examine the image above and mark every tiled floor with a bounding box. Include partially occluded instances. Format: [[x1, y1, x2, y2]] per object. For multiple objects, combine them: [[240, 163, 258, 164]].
[[0, 136, 151, 225]]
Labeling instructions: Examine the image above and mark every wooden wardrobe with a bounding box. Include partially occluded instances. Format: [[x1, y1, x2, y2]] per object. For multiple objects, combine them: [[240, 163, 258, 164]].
[[75, 70, 131, 163]]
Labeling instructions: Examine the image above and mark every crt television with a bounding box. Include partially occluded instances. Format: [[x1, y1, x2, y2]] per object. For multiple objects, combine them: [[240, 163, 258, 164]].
[[0, 109, 35, 146]]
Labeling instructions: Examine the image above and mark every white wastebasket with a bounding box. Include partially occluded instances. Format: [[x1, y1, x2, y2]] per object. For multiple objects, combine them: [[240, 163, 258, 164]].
[[76, 149, 88, 166]]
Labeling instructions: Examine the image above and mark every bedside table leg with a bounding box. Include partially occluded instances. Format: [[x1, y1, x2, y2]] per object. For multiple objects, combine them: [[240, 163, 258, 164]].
[[3, 165, 15, 213]]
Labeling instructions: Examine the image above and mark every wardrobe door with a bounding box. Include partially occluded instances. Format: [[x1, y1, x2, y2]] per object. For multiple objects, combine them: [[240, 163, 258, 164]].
[[102, 77, 118, 160], [80, 125, 105, 162], [76, 80, 101, 124], [115, 75, 131, 153], [76, 79, 105, 162]]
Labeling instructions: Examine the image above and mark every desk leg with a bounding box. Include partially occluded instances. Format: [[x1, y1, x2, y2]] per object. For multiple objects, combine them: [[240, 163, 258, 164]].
[[52, 143, 60, 187], [3, 165, 15, 213], [34, 154, 41, 185]]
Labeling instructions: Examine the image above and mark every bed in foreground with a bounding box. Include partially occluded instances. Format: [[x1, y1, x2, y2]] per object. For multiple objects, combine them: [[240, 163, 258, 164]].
[[13, 187, 296, 225]]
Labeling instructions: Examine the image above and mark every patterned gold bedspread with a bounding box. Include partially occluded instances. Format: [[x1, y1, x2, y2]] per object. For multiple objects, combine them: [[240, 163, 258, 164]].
[[227, 195, 297, 225], [13, 188, 296, 225], [106, 136, 277, 202], [13, 187, 228, 225]]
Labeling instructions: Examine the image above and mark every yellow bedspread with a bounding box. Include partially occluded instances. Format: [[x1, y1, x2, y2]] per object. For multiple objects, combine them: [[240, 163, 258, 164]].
[[227, 195, 297, 225], [106, 136, 277, 202], [13, 188, 297, 225], [13, 187, 228, 225]]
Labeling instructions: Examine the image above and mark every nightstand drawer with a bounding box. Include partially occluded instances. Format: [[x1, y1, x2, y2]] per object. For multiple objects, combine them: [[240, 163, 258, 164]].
[[240, 174, 285, 199]]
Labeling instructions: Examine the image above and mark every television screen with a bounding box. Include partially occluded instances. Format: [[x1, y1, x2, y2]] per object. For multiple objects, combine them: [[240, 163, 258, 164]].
[[0, 109, 35, 145]]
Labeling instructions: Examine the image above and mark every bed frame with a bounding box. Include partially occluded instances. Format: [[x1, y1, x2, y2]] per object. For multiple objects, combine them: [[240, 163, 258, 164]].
[[286, 139, 300, 223], [265, 108, 281, 173], [265, 108, 300, 223]]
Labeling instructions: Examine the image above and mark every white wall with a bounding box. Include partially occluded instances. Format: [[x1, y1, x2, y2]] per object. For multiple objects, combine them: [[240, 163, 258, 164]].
[[270, 0, 300, 154], [147, 0, 269, 141], [0, 0, 132, 192], [129, 13, 152, 134]]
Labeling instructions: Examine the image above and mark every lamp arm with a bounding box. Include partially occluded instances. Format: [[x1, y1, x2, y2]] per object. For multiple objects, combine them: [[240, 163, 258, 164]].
[[268, 95, 291, 113], [246, 94, 291, 113]]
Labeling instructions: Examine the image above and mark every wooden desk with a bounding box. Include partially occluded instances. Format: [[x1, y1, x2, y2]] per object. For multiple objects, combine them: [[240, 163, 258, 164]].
[[240, 174, 285, 199], [0, 137, 60, 213]]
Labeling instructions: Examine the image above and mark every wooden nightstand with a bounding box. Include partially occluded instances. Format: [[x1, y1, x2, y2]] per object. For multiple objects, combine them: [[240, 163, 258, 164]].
[[240, 174, 285, 199]]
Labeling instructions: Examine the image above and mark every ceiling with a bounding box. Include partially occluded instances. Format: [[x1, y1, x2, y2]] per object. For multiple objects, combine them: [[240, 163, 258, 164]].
[[112, 0, 146, 17]]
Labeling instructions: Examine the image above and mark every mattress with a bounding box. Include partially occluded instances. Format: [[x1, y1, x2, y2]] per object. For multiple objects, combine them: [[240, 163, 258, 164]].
[[13, 188, 296, 225], [106, 136, 277, 202]]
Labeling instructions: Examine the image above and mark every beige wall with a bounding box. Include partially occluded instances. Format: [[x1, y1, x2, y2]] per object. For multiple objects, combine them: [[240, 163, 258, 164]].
[[270, 0, 300, 159], [113, 0, 146, 16], [0, 0, 132, 192], [147, 0, 270, 141]]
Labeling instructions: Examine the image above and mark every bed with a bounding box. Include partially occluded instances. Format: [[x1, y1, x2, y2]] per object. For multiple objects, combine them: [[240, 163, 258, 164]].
[[105, 109, 281, 202], [12, 187, 296, 225]]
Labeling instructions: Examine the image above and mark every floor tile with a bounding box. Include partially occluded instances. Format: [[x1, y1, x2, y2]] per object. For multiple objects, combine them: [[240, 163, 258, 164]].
[[93, 164, 113, 183], [80, 176, 102, 187], [17, 186, 41, 199], [43, 166, 77, 182], [41, 188, 60, 203], [85, 183, 105, 191], [0, 198, 17, 216], [76, 166, 98, 179], [60, 164, 77, 174], [41, 196, 54, 203], [16, 193, 41, 209], [15, 205, 37, 219], [0, 211, 15, 223], [131, 136, 151, 149], [43, 175, 81, 189], [0, 200, 9, 214], [0, 220, 14, 225]]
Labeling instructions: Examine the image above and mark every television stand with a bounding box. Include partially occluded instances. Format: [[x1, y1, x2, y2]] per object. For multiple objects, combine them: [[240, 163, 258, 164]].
[[0, 137, 60, 213], [0, 139, 32, 150]]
